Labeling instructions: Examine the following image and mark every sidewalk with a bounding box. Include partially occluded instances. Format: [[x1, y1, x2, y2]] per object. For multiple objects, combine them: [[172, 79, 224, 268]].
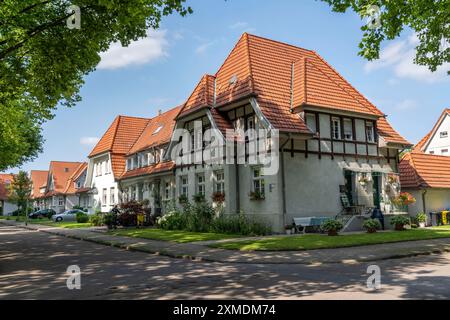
[[3, 219, 450, 265]]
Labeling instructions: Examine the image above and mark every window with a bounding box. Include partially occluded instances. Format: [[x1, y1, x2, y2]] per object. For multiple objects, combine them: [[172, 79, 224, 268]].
[[366, 122, 375, 143], [196, 130, 203, 150], [214, 171, 225, 193], [130, 186, 136, 201], [58, 197, 64, 206], [53, 197, 58, 206], [153, 126, 163, 135], [441, 131, 448, 138], [305, 114, 316, 133], [252, 167, 265, 198], [106, 159, 111, 174], [442, 149, 449, 155], [343, 118, 353, 140], [190, 132, 195, 152], [247, 116, 255, 139], [155, 150, 161, 163], [102, 188, 107, 206], [76, 180, 82, 189], [180, 176, 189, 197], [110, 187, 115, 205], [148, 152, 155, 165], [126, 158, 132, 171], [429, 151, 435, 155], [164, 182, 171, 200], [196, 174, 205, 196], [331, 117, 341, 140]]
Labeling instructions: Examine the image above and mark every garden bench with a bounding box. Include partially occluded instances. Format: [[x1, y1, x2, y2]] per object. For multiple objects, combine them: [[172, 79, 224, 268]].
[[293, 217, 329, 234]]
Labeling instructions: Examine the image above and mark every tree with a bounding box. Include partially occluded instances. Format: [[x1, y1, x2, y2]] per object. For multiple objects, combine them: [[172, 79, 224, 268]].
[[8, 171, 32, 215], [0, 0, 193, 171], [321, 0, 449, 73]]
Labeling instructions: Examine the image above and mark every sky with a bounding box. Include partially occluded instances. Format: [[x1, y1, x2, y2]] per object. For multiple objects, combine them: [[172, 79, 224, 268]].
[[10, 0, 450, 173]]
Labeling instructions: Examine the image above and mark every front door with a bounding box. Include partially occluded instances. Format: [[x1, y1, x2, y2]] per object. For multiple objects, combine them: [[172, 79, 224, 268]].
[[372, 174, 381, 209]]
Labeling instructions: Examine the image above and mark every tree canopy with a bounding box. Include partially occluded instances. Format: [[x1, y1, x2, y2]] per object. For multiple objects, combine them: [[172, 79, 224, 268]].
[[321, 0, 449, 73], [7, 171, 32, 213], [0, 0, 192, 171]]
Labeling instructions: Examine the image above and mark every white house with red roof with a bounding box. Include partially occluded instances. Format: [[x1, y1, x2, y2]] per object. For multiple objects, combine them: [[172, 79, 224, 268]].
[[0, 174, 18, 215], [413, 108, 450, 156], [158, 33, 412, 231]]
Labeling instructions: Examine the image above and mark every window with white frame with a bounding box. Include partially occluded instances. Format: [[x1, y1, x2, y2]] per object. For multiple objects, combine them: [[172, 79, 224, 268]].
[[58, 196, 64, 206], [196, 129, 203, 150], [343, 118, 353, 140], [164, 182, 171, 200], [252, 167, 265, 198], [110, 187, 115, 205], [155, 150, 161, 163], [305, 114, 316, 133], [180, 176, 188, 197], [53, 197, 58, 206], [366, 122, 375, 143], [131, 186, 136, 201], [196, 174, 205, 196], [331, 117, 341, 140], [214, 171, 225, 193], [247, 116, 255, 140], [148, 152, 155, 165], [442, 149, 449, 155], [441, 131, 448, 139], [126, 158, 132, 171], [102, 188, 107, 206]]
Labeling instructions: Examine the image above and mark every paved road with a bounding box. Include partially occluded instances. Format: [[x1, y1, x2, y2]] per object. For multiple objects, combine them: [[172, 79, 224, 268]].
[[1, 225, 450, 300]]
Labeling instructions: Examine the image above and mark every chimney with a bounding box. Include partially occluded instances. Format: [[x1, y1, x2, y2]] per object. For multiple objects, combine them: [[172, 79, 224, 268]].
[[158, 109, 162, 116]]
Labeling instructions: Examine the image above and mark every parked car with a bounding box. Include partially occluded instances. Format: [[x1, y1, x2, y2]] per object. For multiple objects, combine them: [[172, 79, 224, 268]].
[[29, 209, 56, 219], [52, 209, 86, 222]]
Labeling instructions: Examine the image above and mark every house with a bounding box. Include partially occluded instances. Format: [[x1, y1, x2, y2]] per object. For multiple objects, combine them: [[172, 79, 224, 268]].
[[85, 116, 150, 213], [162, 33, 411, 232], [0, 174, 18, 215], [119, 107, 182, 215], [30, 170, 49, 210], [413, 108, 450, 156], [34, 161, 88, 213], [399, 152, 450, 221]]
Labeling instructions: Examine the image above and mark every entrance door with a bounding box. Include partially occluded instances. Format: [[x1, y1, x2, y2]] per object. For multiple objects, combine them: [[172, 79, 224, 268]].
[[372, 174, 381, 209], [344, 170, 354, 205]]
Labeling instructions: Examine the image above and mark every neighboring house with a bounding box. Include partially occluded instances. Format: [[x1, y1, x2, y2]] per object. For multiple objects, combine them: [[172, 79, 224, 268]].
[[119, 107, 181, 215], [414, 108, 450, 156], [163, 33, 411, 231], [85, 116, 150, 213], [34, 162, 88, 213], [399, 152, 450, 220], [30, 170, 49, 210], [0, 174, 18, 215]]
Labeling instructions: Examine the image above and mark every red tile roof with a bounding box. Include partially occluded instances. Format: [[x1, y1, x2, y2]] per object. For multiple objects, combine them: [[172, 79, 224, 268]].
[[63, 163, 88, 194], [120, 161, 175, 180], [178, 75, 215, 118], [209, 33, 409, 144], [128, 106, 182, 155], [89, 116, 150, 158], [400, 152, 450, 189], [47, 161, 85, 195], [30, 170, 48, 199], [413, 108, 450, 153], [0, 174, 14, 201]]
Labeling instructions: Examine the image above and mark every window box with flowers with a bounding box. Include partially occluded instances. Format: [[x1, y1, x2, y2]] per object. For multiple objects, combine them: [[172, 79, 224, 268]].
[[212, 192, 225, 204], [249, 190, 265, 201], [392, 192, 416, 212]]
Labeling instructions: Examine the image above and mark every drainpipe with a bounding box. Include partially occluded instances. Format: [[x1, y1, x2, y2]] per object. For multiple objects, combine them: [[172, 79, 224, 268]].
[[422, 189, 428, 224], [235, 162, 240, 213], [280, 135, 291, 225]]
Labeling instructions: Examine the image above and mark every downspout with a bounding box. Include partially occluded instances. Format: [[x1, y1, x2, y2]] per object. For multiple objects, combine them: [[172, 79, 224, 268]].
[[280, 135, 291, 225], [235, 157, 240, 213], [422, 189, 427, 215]]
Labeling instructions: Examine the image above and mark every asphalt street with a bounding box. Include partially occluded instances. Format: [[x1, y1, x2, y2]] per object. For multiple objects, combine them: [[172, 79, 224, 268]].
[[1, 225, 449, 300]]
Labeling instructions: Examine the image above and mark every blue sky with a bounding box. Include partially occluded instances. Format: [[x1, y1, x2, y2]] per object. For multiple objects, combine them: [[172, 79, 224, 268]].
[[11, 0, 450, 173]]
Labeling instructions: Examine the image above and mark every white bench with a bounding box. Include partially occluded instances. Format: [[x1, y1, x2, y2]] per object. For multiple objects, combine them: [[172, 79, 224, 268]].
[[293, 217, 315, 234]]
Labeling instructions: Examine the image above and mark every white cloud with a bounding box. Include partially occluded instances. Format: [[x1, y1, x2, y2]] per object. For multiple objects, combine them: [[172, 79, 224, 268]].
[[229, 22, 249, 30], [364, 33, 450, 83], [98, 30, 168, 70], [195, 41, 217, 55], [80, 137, 100, 147], [394, 99, 418, 111]]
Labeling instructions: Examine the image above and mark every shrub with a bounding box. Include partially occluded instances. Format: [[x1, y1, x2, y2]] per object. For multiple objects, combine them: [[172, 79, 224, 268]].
[[320, 219, 344, 236], [104, 213, 118, 230], [89, 214, 104, 226], [211, 212, 271, 236], [118, 212, 137, 227], [73, 205, 87, 212], [184, 202, 215, 232], [211, 192, 225, 203], [157, 210, 187, 231], [76, 212, 89, 223], [363, 219, 381, 233], [416, 212, 427, 223], [192, 193, 206, 204], [390, 215, 411, 231], [178, 194, 189, 205]]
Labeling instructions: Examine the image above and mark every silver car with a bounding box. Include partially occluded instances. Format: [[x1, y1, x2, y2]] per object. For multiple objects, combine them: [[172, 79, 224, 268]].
[[52, 209, 86, 222]]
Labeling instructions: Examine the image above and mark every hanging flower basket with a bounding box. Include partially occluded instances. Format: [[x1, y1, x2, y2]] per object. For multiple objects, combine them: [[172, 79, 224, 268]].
[[211, 192, 225, 204]]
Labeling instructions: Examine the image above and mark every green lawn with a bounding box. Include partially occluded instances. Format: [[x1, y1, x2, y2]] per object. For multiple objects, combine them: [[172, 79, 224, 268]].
[[209, 229, 450, 251], [109, 228, 241, 243], [0, 216, 92, 229]]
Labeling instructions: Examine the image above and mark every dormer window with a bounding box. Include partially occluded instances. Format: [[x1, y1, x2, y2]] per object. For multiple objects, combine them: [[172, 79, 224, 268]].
[[440, 131, 448, 139], [148, 152, 155, 165], [331, 117, 341, 140], [153, 126, 163, 135], [126, 158, 132, 171], [366, 122, 375, 143]]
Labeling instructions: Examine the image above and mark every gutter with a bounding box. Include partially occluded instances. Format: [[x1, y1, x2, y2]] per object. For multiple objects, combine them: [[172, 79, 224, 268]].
[[422, 189, 427, 215], [280, 134, 291, 225]]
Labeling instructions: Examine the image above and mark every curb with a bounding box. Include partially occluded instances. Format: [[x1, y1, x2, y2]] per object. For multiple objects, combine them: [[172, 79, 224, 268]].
[[2, 220, 450, 265]]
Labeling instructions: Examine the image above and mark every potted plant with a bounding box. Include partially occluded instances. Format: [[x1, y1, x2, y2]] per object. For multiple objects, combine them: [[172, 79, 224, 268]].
[[284, 224, 295, 235], [390, 215, 411, 231], [192, 193, 206, 204], [416, 212, 427, 228], [249, 191, 265, 201], [211, 192, 225, 204], [320, 219, 344, 236], [178, 194, 188, 205], [363, 219, 381, 234], [392, 192, 416, 211]]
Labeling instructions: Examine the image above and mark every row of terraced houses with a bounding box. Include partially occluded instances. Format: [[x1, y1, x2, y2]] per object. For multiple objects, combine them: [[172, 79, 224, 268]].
[[2, 34, 449, 230]]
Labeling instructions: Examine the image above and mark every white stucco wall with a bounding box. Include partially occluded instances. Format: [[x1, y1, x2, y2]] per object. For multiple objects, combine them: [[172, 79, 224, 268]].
[[424, 114, 450, 155], [1, 201, 18, 215], [406, 188, 450, 219]]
